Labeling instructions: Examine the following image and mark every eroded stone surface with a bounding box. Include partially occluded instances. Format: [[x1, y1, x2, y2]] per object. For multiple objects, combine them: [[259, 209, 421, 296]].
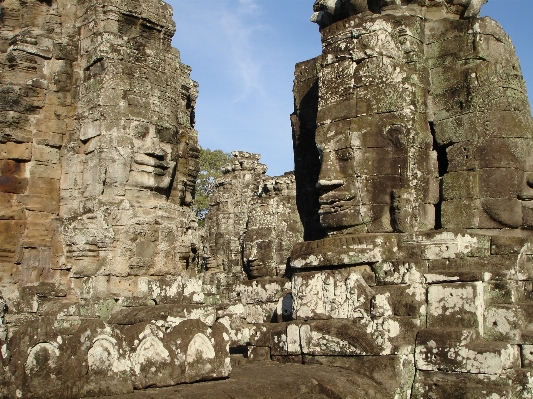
[[3, 0, 533, 397], [0, 1, 226, 397]]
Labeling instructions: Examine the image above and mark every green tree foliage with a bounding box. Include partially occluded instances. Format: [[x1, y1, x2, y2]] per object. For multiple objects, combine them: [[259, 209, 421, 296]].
[[195, 148, 232, 224]]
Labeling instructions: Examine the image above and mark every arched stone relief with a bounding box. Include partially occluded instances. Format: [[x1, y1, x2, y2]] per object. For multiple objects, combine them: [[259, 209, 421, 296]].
[[25, 342, 60, 376], [133, 336, 170, 374], [185, 333, 215, 375]]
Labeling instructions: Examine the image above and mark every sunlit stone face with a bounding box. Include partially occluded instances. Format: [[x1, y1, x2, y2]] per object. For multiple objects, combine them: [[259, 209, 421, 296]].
[[314, 118, 427, 233], [445, 135, 533, 229], [127, 122, 178, 194], [312, 14, 438, 234]]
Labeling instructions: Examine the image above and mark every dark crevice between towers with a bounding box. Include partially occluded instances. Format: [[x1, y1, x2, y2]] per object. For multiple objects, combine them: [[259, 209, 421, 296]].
[[430, 121, 450, 230]]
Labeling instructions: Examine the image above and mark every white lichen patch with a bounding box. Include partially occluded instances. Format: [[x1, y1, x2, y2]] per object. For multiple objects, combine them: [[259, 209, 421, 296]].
[[458, 344, 519, 374], [186, 333, 215, 363], [404, 265, 427, 302], [484, 307, 519, 341], [292, 254, 324, 268], [133, 336, 170, 374], [88, 335, 129, 374], [428, 282, 484, 332], [303, 330, 361, 355], [415, 232, 481, 259], [372, 293, 393, 318], [287, 324, 300, 354], [185, 307, 216, 327]]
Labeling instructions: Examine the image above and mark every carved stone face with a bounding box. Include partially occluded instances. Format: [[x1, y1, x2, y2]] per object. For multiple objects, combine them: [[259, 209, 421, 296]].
[[456, 136, 533, 228], [314, 119, 423, 233], [127, 122, 178, 193]]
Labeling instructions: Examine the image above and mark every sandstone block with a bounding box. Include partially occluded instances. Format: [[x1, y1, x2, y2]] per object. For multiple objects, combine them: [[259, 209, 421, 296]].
[[412, 370, 513, 399], [0, 160, 28, 194], [18, 194, 59, 213], [30, 162, 61, 179], [107, 304, 216, 326], [32, 144, 60, 164], [247, 346, 270, 362], [300, 318, 418, 356], [427, 282, 484, 331], [416, 328, 519, 374], [291, 233, 398, 269], [302, 353, 415, 399], [372, 284, 426, 318], [491, 236, 532, 255], [426, 256, 519, 283], [292, 269, 374, 320], [442, 171, 479, 200], [441, 199, 481, 229], [0, 142, 32, 161], [33, 131, 63, 148]]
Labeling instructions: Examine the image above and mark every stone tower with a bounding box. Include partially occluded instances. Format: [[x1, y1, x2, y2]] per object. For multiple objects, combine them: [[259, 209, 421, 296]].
[[0, 1, 229, 397], [287, 0, 533, 396]]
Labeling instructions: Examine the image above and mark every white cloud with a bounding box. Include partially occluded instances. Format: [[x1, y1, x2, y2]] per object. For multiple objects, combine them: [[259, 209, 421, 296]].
[[238, 0, 261, 15]]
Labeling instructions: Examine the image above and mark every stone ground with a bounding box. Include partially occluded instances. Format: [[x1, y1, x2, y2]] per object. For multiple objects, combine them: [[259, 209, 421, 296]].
[[87, 360, 389, 399]]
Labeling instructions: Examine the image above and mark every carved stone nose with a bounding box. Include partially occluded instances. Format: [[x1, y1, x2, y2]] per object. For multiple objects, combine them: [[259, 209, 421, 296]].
[[142, 137, 165, 159], [145, 146, 165, 159]]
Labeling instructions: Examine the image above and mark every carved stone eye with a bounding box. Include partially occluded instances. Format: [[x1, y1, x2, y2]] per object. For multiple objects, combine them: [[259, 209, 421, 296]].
[[131, 124, 150, 140], [336, 148, 354, 161], [157, 126, 178, 144], [386, 124, 406, 148]]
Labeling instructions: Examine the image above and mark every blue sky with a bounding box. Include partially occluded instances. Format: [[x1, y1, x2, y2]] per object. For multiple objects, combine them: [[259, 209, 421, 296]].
[[169, 0, 533, 176]]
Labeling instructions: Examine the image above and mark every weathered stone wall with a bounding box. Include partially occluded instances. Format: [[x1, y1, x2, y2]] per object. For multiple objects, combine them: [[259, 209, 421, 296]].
[[0, 1, 229, 398], [286, 232, 533, 397], [0, 0, 76, 302]]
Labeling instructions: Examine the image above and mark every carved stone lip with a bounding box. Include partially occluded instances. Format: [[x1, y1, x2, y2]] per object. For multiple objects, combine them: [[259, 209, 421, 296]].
[[133, 154, 171, 170], [132, 154, 175, 176], [518, 194, 533, 201], [318, 199, 357, 214]]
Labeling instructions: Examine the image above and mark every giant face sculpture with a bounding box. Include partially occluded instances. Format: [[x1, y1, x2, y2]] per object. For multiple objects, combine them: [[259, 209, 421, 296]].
[[304, 0, 533, 235], [127, 122, 178, 194], [311, 0, 372, 28], [312, 13, 438, 235], [59, 8, 200, 278]]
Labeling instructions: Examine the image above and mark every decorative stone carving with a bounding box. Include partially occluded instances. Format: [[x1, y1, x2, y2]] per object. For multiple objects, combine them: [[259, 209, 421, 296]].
[[243, 173, 303, 279], [203, 152, 267, 276], [202, 152, 302, 298]]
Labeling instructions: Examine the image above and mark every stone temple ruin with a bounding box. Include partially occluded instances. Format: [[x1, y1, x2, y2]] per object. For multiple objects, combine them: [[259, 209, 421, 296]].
[[1, 0, 533, 398]]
